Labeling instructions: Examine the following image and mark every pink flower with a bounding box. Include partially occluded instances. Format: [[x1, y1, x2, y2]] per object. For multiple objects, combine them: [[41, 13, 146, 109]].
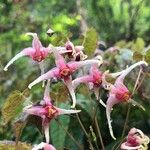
[[28, 47, 102, 108], [72, 65, 123, 107], [64, 40, 87, 61], [25, 81, 81, 143], [72, 65, 103, 101], [105, 61, 148, 140], [32, 142, 56, 150], [4, 33, 51, 74], [121, 128, 149, 150]]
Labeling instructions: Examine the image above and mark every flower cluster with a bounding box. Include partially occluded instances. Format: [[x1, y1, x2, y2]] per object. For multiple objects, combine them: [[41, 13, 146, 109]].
[[4, 32, 149, 149]]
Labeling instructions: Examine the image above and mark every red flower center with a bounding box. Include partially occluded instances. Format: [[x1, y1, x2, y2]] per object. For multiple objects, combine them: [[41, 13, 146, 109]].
[[116, 91, 130, 102], [33, 51, 46, 62], [127, 135, 139, 147], [45, 105, 58, 119], [94, 79, 102, 87], [59, 67, 71, 78]]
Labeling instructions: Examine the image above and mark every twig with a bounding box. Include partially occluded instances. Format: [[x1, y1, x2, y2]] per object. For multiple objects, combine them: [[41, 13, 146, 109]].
[[55, 119, 83, 150], [76, 113, 94, 150], [94, 117, 105, 150]]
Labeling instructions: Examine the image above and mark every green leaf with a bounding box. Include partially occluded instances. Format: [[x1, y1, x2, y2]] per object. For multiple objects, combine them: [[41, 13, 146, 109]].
[[145, 50, 150, 64], [132, 37, 145, 52], [50, 33, 67, 46], [50, 82, 69, 103], [63, 95, 102, 149], [83, 28, 98, 57], [2, 90, 26, 124], [133, 51, 143, 61], [0, 141, 32, 150], [26, 115, 43, 134], [13, 120, 27, 144], [115, 40, 126, 48]]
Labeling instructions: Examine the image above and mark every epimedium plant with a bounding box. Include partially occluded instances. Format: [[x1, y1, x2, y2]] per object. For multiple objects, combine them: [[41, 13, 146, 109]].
[[1, 28, 150, 150]]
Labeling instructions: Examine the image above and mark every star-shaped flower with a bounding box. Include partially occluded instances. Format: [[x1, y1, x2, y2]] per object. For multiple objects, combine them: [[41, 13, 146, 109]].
[[25, 81, 81, 143], [105, 61, 148, 140], [4, 33, 51, 75]]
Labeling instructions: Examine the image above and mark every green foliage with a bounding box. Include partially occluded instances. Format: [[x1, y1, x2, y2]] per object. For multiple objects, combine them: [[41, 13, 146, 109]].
[[132, 37, 145, 52], [0, 141, 31, 150], [0, 0, 150, 149], [13, 120, 27, 144], [83, 28, 98, 57], [2, 90, 27, 124]]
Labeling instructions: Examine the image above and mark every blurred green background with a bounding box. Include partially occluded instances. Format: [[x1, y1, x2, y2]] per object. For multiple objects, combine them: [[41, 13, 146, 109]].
[[0, 0, 150, 149]]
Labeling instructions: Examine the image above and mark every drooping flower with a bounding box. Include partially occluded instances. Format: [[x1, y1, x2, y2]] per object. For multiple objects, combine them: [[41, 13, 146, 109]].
[[72, 64, 124, 107], [25, 81, 81, 143], [4, 33, 51, 74], [121, 128, 149, 150], [64, 40, 87, 61], [28, 46, 102, 108], [105, 61, 148, 140], [32, 142, 56, 150]]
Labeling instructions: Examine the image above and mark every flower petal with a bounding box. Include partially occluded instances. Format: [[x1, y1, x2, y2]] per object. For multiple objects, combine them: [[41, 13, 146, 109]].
[[121, 142, 141, 150], [72, 75, 92, 89], [56, 107, 81, 115], [109, 70, 124, 78], [51, 46, 67, 69], [25, 106, 46, 118], [68, 59, 102, 71], [28, 68, 59, 89], [4, 47, 34, 71], [64, 77, 77, 108], [106, 94, 119, 140], [44, 122, 50, 143], [32, 142, 56, 150], [26, 32, 42, 51], [115, 61, 148, 86]]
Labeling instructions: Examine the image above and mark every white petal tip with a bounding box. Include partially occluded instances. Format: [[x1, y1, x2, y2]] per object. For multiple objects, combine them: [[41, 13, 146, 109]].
[[4, 68, 8, 71], [112, 136, 116, 140], [145, 62, 148, 66], [28, 85, 32, 89], [25, 32, 37, 37], [76, 110, 81, 113], [70, 105, 75, 109]]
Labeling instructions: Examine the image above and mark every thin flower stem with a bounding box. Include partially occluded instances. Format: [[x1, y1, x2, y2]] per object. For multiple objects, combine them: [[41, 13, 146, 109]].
[[66, 84, 94, 149], [135, 74, 145, 92], [131, 68, 143, 96], [115, 68, 143, 150], [90, 101, 105, 150], [75, 113, 95, 150], [94, 117, 105, 150], [55, 119, 83, 150], [91, 103, 99, 126], [122, 68, 142, 138]]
